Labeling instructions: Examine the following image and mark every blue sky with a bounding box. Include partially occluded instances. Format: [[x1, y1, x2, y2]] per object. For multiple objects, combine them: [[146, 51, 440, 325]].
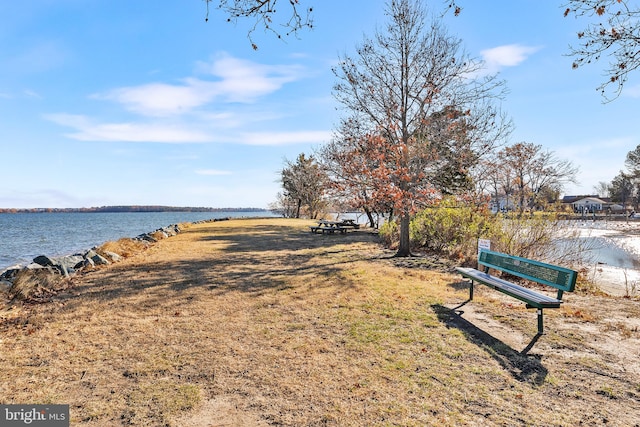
[[1, 1, 638, 209]]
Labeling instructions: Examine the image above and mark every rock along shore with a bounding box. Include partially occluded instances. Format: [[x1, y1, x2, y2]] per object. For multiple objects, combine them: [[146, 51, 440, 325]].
[[0, 217, 231, 291]]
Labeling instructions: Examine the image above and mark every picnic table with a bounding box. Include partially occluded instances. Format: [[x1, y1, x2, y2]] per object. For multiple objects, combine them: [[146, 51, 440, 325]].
[[310, 220, 348, 234]]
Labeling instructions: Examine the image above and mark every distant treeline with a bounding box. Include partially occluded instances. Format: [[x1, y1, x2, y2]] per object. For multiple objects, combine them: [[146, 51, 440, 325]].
[[0, 206, 268, 214]]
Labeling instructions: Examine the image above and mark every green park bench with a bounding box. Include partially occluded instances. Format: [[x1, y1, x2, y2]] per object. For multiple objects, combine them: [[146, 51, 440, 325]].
[[455, 249, 578, 335]]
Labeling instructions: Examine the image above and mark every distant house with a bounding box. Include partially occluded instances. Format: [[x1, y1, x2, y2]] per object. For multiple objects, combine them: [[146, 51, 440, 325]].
[[562, 195, 618, 213], [490, 195, 517, 213]]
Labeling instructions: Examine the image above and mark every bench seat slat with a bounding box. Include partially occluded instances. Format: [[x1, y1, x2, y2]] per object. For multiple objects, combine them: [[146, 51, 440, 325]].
[[455, 267, 562, 309]]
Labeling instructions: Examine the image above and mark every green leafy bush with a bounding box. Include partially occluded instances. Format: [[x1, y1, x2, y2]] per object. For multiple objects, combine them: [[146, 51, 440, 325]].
[[379, 200, 581, 267], [408, 197, 497, 261]]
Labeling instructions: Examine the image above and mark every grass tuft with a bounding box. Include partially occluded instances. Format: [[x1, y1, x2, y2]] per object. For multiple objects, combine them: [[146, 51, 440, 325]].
[[8, 269, 66, 302], [97, 238, 149, 258], [125, 381, 202, 425]]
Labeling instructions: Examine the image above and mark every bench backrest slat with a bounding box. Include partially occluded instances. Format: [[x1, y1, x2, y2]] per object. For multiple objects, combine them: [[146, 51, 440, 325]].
[[478, 249, 577, 293]]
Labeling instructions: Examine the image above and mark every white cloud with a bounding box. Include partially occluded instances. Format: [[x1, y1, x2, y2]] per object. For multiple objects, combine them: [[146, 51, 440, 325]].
[[0, 90, 41, 99], [24, 90, 41, 99], [240, 130, 332, 146], [94, 81, 216, 117], [94, 52, 305, 117], [45, 113, 330, 146], [199, 53, 303, 101], [480, 44, 541, 73], [9, 40, 69, 74], [45, 113, 211, 143], [193, 111, 241, 127], [46, 53, 323, 145]]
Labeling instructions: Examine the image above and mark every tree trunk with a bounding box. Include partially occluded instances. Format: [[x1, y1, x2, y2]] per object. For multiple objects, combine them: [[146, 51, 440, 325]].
[[395, 212, 412, 257], [295, 199, 302, 218], [364, 207, 376, 228]]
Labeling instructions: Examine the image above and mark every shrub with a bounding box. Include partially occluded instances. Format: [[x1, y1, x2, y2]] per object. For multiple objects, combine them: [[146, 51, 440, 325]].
[[489, 213, 587, 267], [408, 197, 497, 262], [379, 219, 399, 249], [490, 213, 557, 258], [380, 200, 585, 268]]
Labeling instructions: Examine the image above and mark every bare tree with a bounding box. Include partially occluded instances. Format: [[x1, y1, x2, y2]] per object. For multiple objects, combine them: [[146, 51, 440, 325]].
[[527, 149, 579, 209], [593, 181, 611, 197], [564, 0, 640, 100], [498, 142, 578, 213], [268, 191, 299, 217], [205, 0, 314, 49], [476, 156, 515, 213], [332, 0, 509, 257]]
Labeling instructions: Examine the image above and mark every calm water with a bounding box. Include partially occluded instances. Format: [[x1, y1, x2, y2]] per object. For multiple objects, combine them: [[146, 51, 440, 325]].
[[0, 211, 276, 271]]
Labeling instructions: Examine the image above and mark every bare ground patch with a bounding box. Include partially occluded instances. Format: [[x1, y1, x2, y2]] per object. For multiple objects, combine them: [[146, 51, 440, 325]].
[[1, 218, 639, 426]]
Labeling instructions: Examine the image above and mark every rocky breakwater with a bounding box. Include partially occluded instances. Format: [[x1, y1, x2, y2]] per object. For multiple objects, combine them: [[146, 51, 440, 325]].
[[0, 222, 190, 301]]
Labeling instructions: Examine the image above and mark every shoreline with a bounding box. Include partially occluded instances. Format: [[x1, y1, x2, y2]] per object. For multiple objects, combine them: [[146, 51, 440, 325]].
[[0, 211, 279, 272], [0, 217, 234, 290], [587, 264, 640, 296], [570, 220, 640, 297], [3, 215, 639, 297]]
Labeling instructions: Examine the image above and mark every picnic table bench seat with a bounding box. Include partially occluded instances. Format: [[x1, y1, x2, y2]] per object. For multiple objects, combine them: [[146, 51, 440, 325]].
[[337, 219, 360, 229], [310, 224, 347, 234], [455, 249, 578, 335]]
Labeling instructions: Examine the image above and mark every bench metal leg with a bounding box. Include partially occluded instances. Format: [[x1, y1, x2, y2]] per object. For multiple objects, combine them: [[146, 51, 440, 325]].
[[537, 309, 544, 335], [469, 281, 474, 301], [526, 305, 545, 335]]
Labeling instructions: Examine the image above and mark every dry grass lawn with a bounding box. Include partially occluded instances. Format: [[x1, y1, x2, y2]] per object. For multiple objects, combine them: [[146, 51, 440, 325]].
[[1, 218, 639, 426]]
